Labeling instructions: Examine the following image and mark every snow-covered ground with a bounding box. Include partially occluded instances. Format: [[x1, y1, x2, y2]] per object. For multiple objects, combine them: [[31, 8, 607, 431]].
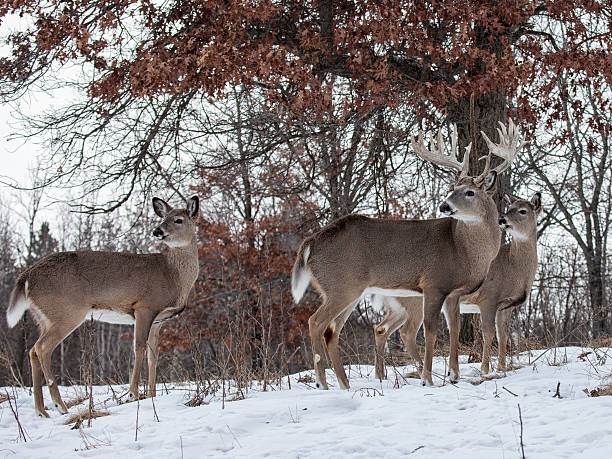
[[1, 347, 611, 458]]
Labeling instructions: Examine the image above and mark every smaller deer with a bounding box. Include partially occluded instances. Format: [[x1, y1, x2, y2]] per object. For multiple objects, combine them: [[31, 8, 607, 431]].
[[373, 192, 541, 379], [373, 296, 423, 380], [5, 196, 200, 417]]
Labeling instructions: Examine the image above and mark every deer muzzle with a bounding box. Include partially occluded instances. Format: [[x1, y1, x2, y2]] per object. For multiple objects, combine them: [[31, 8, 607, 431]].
[[152, 227, 166, 239], [439, 202, 455, 216]]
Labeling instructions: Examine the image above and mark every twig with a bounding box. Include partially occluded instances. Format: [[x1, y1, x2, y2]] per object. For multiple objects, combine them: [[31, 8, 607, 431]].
[[517, 404, 526, 459], [6, 389, 29, 442], [226, 424, 242, 448], [87, 315, 95, 428], [409, 445, 425, 455], [552, 381, 562, 398], [135, 396, 140, 442], [151, 394, 160, 422], [503, 386, 518, 397]]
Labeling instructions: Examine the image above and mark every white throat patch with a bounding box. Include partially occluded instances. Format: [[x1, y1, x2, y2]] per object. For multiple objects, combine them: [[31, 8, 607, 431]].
[[452, 213, 483, 224], [164, 240, 190, 248], [506, 227, 528, 241]]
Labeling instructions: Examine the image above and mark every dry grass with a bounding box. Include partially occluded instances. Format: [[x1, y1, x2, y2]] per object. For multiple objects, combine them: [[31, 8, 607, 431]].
[[64, 409, 110, 427], [584, 385, 612, 397], [469, 373, 506, 386], [588, 337, 612, 348], [65, 394, 89, 409], [0, 393, 9, 404], [296, 373, 314, 384]]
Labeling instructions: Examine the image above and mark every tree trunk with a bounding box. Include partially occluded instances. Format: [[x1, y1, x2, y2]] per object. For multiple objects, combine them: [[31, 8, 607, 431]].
[[448, 91, 509, 347], [587, 258, 607, 338]]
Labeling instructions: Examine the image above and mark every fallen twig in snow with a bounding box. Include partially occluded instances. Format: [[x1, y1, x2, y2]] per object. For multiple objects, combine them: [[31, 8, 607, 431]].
[[408, 445, 425, 454], [503, 386, 519, 397]]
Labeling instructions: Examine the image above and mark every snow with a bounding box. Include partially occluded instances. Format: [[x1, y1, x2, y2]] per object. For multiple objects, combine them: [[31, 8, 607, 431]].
[[2, 347, 612, 458]]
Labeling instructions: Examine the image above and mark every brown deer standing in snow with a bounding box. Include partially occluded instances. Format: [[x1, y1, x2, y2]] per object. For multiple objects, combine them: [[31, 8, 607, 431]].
[[5, 196, 200, 417], [373, 191, 540, 379], [291, 121, 522, 389]]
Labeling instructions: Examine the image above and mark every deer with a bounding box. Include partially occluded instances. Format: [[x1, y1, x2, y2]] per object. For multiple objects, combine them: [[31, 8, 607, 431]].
[[373, 191, 541, 379], [5, 195, 200, 418], [291, 120, 522, 389]]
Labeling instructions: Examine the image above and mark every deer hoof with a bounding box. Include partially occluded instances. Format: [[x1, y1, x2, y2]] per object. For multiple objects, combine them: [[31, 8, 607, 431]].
[[54, 403, 68, 415]]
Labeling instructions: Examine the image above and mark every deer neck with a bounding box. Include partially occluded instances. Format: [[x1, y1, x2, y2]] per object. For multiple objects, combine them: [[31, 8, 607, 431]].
[[509, 230, 538, 264], [453, 206, 501, 265], [163, 236, 199, 298]]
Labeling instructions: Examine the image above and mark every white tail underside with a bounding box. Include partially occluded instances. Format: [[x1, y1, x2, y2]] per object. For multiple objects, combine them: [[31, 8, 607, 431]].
[[291, 245, 311, 303], [6, 281, 31, 328]]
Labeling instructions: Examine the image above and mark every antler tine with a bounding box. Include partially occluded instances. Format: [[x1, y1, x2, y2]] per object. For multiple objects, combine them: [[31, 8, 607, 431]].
[[411, 124, 469, 176], [480, 119, 524, 176], [451, 124, 471, 179]]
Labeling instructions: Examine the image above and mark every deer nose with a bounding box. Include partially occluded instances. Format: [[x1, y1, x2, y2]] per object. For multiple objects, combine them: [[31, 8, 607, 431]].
[[152, 227, 164, 238], [498, 216, 507, 226], [439, 202, 452, 214]]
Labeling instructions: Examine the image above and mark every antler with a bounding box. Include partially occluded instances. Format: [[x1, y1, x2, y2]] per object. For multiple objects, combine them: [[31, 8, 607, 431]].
[[476, 119, 524, 182], [411, 124, 472, 178]]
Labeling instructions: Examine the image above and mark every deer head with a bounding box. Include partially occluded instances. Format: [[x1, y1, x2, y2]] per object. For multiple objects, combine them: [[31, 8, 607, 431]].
[[499, 192, 541, 241], [152, 196, 199, 248]]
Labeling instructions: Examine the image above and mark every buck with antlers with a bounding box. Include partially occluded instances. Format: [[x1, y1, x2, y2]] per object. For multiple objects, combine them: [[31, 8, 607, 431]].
[[373, 191, 540, 379], [5, 196, 200, 417], [292, 120, 522, 389]]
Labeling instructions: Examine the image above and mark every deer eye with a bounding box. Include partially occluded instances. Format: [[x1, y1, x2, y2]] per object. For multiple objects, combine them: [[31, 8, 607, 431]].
[[519, 209, 527, 215], [465, 190, 475, 197], [174, 218, 183, 224]]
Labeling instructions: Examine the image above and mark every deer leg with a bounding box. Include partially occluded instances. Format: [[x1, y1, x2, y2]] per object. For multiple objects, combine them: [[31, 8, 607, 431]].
[[35, 310, 86, 416], [479, 305, 496, 374], [496, 308, 513, 372], [399, 303, 423, 373], [444, 294, 461, 383], [146, 323, 162, 398], [35, 329, 71, 415], [421, 292, 445, 387], [29, 347, 48, 418], [325, 305, 356, 389], [374, 305, 408, 380], [308, 294, 356, 390], [128, 309, 155, 400]]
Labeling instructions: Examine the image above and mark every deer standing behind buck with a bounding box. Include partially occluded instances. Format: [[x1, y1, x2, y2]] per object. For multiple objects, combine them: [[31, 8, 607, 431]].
[[5, 196, 200, 417], [292, 120, 522, 389], [373, 191, 541, 380]]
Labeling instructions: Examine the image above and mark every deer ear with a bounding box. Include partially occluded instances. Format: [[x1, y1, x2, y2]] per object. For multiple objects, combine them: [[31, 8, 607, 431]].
[[187, 196, 199, 219], [152, 197, 171, 218], [482, 171, 497, 195], [530, 192, 542, 214]]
